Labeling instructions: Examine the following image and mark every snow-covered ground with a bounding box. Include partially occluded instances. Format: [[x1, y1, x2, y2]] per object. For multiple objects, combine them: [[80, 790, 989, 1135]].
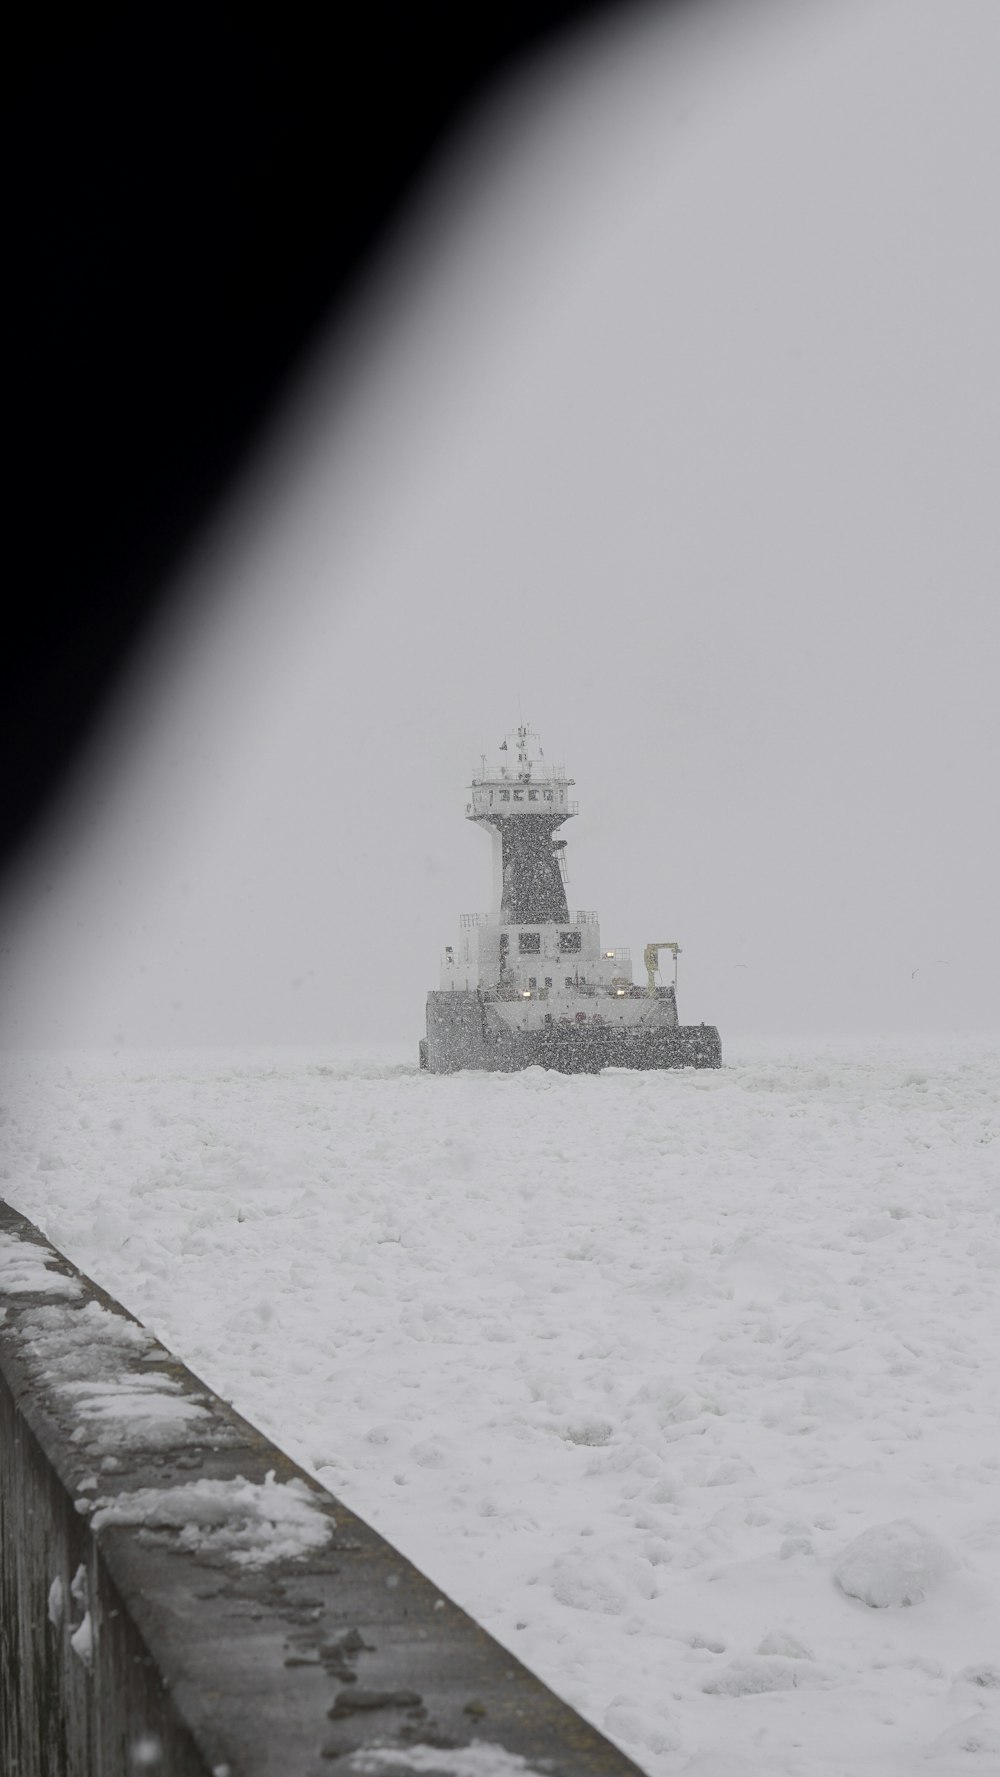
[[3, 1037, 999, 1776]]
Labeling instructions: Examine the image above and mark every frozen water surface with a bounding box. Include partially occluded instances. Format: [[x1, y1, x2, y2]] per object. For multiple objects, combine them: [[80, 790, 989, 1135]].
[[2, 1035, 999, 1775]]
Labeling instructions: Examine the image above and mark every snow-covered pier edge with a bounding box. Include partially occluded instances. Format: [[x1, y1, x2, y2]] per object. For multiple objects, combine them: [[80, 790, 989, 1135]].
[[0, 1203, 644, 1777]]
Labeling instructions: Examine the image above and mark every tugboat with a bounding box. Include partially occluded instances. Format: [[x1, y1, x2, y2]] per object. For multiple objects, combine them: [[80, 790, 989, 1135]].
[[421, 726, 722, 1073]]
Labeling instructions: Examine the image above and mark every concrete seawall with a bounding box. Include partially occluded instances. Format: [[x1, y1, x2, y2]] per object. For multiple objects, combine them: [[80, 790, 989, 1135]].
[[1, 1201, 644, 1777]]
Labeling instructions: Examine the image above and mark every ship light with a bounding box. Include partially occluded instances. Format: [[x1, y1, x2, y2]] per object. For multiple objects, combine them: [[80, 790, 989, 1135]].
[[615, 988, 626, 996], [521, 990, 531, 998], [604, 951, 615, 958]]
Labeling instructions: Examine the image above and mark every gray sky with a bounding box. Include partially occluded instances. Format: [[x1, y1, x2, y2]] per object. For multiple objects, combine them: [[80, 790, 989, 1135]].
[[4, 0, 998, 1049]]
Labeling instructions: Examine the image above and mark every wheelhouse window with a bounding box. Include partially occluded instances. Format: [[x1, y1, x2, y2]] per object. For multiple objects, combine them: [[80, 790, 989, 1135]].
[[518, 931, 541, 954], [559, 930, 582, 953]]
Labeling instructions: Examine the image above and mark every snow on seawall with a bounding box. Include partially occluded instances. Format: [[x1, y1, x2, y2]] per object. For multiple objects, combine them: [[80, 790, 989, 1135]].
[[90, 1470, 332, 1569]]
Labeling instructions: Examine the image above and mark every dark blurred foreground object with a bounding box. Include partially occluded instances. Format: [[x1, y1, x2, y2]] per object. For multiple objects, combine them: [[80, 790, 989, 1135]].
[[7, 0, 684, 877]]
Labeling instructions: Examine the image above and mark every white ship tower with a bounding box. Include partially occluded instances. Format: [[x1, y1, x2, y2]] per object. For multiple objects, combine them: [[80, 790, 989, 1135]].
[[471, 724, 574, 926]]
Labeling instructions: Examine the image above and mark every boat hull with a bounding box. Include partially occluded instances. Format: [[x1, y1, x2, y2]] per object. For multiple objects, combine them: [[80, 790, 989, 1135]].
[[423, 991, 721, 1074]]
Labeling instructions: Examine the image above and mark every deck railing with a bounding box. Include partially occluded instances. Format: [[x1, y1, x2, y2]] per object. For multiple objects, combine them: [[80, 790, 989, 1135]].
[[470, 767, 570, 785], [459, 910, 598, 929]]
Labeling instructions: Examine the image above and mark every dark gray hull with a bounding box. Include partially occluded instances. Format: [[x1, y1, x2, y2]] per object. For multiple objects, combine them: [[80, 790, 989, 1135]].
[[423, 991, 721, 1074]]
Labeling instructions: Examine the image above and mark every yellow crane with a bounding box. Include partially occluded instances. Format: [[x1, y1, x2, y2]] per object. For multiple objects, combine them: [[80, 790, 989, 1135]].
[[644, 941, 681, 996]]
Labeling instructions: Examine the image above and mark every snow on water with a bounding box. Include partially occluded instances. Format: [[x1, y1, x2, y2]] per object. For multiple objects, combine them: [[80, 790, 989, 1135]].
[[2, 1036, 999, 1776]]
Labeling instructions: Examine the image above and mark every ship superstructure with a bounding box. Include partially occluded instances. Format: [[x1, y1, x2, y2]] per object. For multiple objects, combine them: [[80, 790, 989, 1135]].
[[421, 726, 721, 1073]]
